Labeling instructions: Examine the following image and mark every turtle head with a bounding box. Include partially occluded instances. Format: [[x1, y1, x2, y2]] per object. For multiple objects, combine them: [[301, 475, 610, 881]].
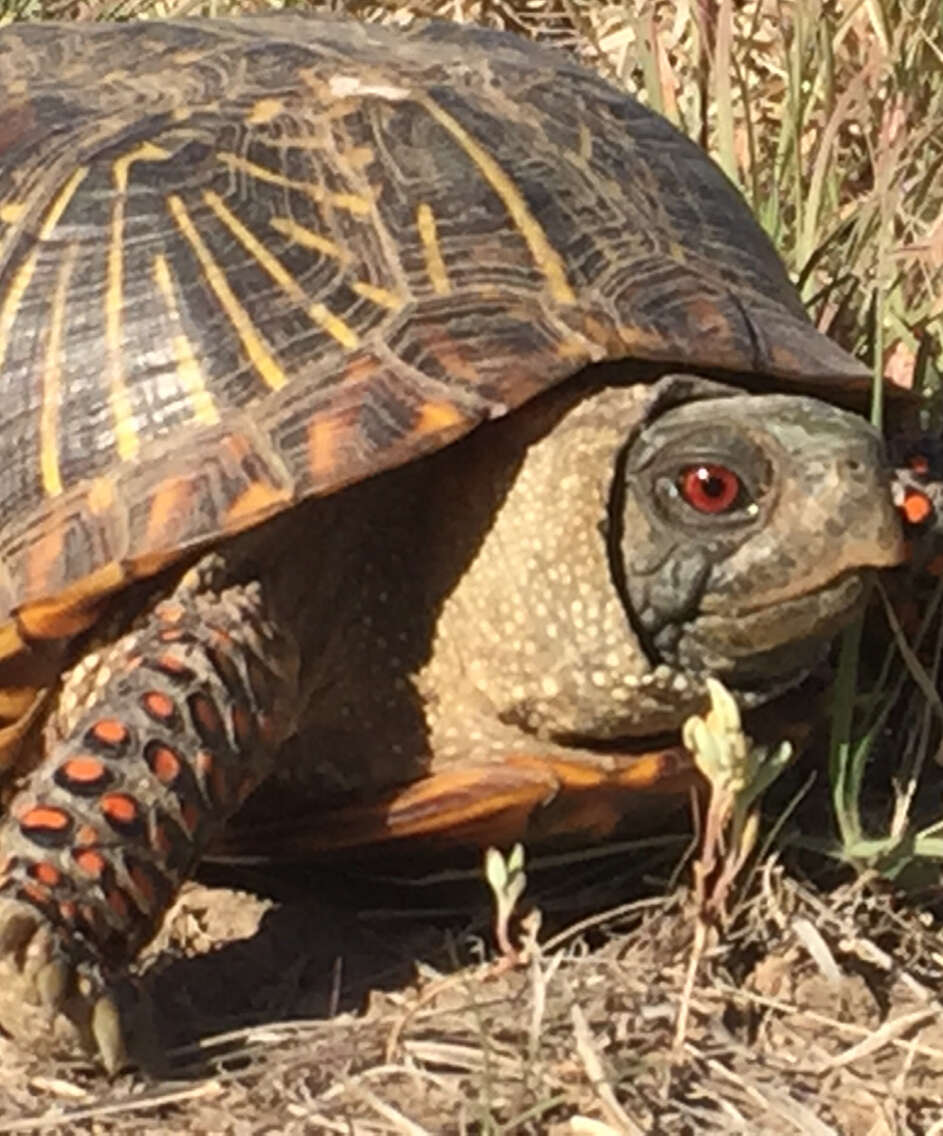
[[423, 374, 903, 747], [617, 380, 905, 706]]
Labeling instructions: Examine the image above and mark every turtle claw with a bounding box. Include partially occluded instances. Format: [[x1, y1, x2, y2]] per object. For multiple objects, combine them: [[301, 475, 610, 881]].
[[0, 906, 39, 962], [35, 957, 70, 1011], [91, 993, 128, 1075], [0, 895, 133, 1072]]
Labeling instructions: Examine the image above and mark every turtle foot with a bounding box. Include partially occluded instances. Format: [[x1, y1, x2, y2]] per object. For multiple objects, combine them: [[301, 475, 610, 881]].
[[0, 894, 132, 1072]]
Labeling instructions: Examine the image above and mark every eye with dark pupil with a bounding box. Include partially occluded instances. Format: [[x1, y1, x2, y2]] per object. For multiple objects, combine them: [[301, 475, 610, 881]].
[[679, 464, 741, 514]]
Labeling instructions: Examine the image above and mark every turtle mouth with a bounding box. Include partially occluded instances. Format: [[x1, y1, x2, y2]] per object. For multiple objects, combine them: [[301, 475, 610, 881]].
[[695, 567, 869, 649], [674, 567, 871, 695]]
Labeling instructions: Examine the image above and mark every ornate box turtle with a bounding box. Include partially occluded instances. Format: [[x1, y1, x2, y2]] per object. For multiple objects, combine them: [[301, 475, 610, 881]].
[[0, 15, 907, 1069]]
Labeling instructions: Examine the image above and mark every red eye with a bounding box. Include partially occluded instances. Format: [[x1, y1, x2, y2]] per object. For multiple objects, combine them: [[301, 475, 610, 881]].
[[679, 464, 741, 514]]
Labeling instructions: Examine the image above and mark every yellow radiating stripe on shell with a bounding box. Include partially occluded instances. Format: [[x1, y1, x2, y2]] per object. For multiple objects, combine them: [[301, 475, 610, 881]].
[[167, 194, 288, 392], [107, 144, 172, 462], [217, 153, 373, 214], [0, 166, 87, 372], [416, 95, 576, 306], [152, 253, 221, 427], [415, 203, 450, 296], [269, 216, 348, 261], [351, 280, 403, 310], [40, 241, 81, 497], [202, 191, 360, 350], [247, 97, 284, 125]]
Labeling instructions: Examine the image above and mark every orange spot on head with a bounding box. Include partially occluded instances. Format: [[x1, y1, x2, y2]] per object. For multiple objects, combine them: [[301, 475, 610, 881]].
[[909, 454, 930, 475], [902, 488, 933, 525]]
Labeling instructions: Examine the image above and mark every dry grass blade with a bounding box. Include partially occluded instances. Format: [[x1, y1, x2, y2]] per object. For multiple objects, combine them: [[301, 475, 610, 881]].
[[570, 1002, 645, 1136]]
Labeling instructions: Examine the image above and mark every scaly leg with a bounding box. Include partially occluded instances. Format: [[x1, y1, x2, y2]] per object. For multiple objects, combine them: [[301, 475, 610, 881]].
[[0, 554, 299, 1070]]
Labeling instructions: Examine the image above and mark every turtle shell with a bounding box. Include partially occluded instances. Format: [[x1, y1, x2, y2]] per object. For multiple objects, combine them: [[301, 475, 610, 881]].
[[0, 15, 868, 661]]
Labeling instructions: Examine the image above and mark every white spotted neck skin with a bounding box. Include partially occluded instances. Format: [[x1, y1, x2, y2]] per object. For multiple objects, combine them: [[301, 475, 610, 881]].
[[416, 382, 706, 746]]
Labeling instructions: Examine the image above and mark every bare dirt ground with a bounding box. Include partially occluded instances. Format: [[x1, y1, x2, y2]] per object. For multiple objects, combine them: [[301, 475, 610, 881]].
[[3, 834, 943, 1134]]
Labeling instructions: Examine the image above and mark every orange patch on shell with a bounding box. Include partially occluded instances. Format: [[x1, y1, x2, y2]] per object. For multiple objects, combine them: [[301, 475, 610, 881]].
[[414, 400, 465, 436], [0, 620, 26, 663], [306, 416, 345, 484], [224, 480, 292, 529], [426, 338, 479, 384], [142, 476, 194, 556], [18, 562, 125, 640], [0, 684, 44, 721]]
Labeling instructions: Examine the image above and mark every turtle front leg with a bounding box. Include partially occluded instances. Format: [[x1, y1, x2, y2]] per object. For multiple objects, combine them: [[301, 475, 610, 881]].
[[0, 554, 299, 1071]]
